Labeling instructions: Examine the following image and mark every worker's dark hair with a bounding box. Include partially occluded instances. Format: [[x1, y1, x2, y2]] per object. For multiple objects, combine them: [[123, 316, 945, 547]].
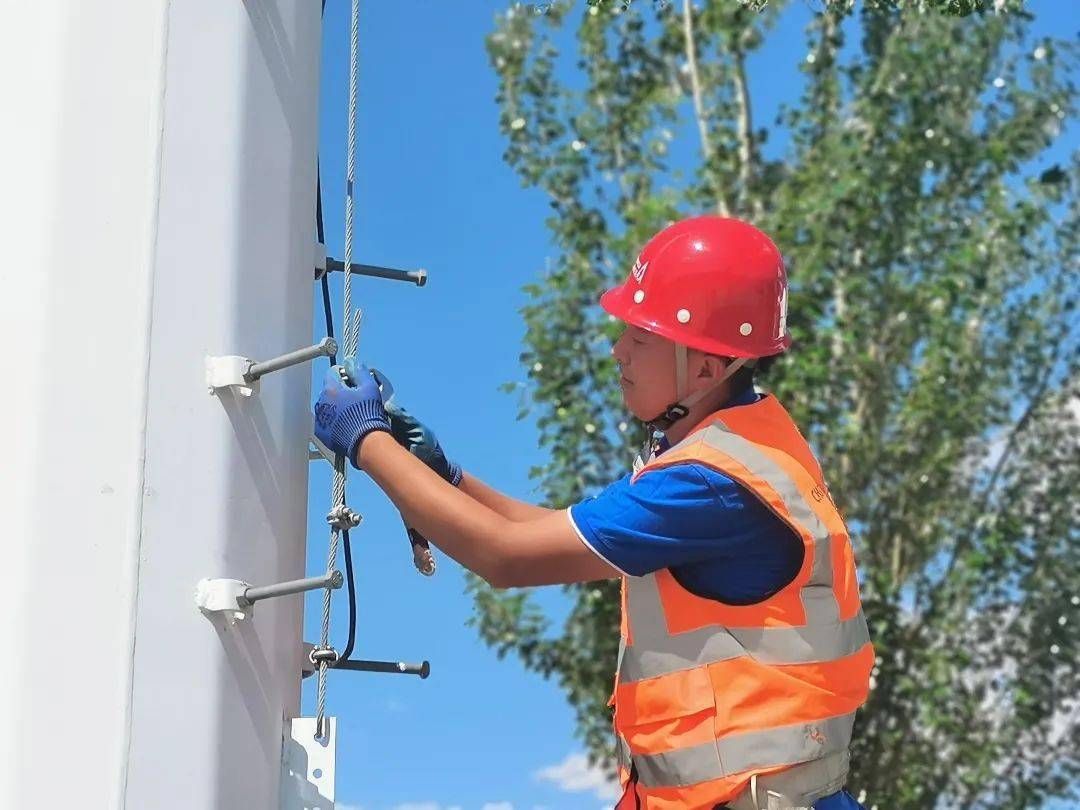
[[726, 352, 782, 396]]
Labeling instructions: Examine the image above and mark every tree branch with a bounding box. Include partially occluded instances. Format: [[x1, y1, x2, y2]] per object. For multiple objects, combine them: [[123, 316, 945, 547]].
[[598, 91, 630, 198], [833, 247, 860, 494], [936, 358, 1056, 597], [731, 43, 758, 218], [681, 0, 728, 216]]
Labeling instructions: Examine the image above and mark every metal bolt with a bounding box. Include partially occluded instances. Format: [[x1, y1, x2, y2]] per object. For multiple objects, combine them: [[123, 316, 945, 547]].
[[245, 338, 338, 382]]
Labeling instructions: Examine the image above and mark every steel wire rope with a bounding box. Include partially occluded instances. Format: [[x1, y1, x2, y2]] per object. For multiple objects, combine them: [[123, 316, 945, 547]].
[[315, 0, 362, 740]]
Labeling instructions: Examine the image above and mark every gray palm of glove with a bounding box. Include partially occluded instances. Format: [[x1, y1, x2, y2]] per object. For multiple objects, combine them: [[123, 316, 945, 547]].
[[385, 402, 462, 487]]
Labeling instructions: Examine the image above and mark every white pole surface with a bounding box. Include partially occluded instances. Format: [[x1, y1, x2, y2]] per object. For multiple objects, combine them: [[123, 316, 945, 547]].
[[0, 2, 322, 807]]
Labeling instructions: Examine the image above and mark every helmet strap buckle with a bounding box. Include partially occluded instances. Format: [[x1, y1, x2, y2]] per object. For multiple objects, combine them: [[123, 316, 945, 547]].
[[646, 403, 688, 433], [646, 355, 753, 435]]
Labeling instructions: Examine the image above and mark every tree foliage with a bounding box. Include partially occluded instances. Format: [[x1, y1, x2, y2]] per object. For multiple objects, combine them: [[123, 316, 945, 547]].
[[469, 1, 1079, 806]]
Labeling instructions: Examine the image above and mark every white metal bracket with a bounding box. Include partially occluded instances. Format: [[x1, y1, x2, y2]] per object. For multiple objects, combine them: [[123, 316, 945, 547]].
[[195, 577, 252, 623], [205, 354, 258, 397], [280, 717, 336, 809]]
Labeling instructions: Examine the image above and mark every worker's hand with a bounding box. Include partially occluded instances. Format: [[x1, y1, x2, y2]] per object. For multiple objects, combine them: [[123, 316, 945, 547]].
[[384, 401, 463, 487], [313, 362, 391, 469]]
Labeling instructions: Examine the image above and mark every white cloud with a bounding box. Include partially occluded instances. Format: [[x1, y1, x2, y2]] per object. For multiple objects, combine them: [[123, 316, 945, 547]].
[[534, 753, 620, 801], [481, 804, 514, 810]]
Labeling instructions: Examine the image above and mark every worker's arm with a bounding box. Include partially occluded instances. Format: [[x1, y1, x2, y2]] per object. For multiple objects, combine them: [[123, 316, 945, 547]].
[[357, 432, 619, 587], [458, 472, 556, 522], [386, 402, 556, 522], [368, 371, 556, 523], [314, 363, 617, 587]]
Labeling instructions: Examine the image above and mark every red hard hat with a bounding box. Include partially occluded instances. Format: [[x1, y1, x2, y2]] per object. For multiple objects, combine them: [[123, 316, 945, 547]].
[[600, 216, 791, 358]]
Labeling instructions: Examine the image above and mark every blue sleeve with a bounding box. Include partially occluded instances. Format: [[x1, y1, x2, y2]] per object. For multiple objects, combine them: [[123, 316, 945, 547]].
[[568, 463, 788, 578], [814, 790, 867, 810]]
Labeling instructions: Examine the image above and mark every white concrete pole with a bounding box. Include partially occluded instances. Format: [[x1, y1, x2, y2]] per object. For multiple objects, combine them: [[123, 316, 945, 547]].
[[0, 2, 322, 806]]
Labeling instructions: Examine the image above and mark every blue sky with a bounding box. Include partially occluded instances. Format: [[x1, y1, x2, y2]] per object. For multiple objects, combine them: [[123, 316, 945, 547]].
[[301, 3, 1077, 809]]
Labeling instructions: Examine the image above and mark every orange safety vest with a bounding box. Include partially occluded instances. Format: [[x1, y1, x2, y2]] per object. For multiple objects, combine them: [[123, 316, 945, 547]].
[[612, 395, 873, 810]]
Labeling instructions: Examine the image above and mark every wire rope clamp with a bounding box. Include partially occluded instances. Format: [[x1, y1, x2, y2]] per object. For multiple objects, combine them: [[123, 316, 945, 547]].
[[194, 577, 252, 623], [309, 645, 340, 668], [326, 504, 362, 530]]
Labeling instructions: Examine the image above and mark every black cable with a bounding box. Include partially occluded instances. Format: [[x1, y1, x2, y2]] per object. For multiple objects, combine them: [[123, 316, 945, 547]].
[[316, 158, 325, 243], [321, 275, 337, 365], [340, 527, 357, 660], [316, 163, 338, 365]]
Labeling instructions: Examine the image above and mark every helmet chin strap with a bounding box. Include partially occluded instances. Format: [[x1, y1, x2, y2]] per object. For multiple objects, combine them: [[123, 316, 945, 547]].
[[646, 344, 750, 433]]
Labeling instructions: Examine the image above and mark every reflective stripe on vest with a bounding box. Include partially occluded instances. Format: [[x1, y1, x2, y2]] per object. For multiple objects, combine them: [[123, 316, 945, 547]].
[[620, 574, 871, 681], [614, 396, 873, 807], [633, 712, 856, 787]]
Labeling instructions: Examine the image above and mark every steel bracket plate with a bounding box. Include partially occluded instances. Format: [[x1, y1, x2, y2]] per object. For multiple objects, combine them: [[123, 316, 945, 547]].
[[194, 577, 252, 623], [280, 716, 336, 809], [206, 354, 258, 397]]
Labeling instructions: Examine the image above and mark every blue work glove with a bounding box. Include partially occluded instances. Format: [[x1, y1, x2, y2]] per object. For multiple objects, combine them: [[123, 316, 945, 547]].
[[313, 362, 390, 468], [385, 402, 463, 486]]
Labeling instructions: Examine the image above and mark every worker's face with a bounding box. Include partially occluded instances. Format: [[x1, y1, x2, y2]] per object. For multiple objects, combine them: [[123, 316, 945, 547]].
[[611, 324, 680, 420]]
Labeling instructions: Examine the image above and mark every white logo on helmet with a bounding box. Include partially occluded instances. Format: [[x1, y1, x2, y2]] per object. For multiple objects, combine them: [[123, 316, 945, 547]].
[[631, 257, 649, 283]]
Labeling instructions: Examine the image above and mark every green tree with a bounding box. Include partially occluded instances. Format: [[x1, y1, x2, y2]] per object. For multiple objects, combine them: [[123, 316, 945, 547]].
[[469, 1, 1079, 806]]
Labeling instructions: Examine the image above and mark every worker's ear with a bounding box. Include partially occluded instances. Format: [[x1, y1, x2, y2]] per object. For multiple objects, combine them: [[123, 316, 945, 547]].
[[697, 353, 729, 380]]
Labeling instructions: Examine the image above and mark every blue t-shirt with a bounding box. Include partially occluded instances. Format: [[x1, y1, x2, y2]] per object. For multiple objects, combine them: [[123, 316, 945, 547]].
[[568, 391, 803, 604], [817, 790, 867, 809]]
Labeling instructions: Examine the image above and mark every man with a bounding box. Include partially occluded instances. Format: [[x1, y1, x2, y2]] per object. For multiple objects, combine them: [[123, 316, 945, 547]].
[[314, 216, 874, 810]]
